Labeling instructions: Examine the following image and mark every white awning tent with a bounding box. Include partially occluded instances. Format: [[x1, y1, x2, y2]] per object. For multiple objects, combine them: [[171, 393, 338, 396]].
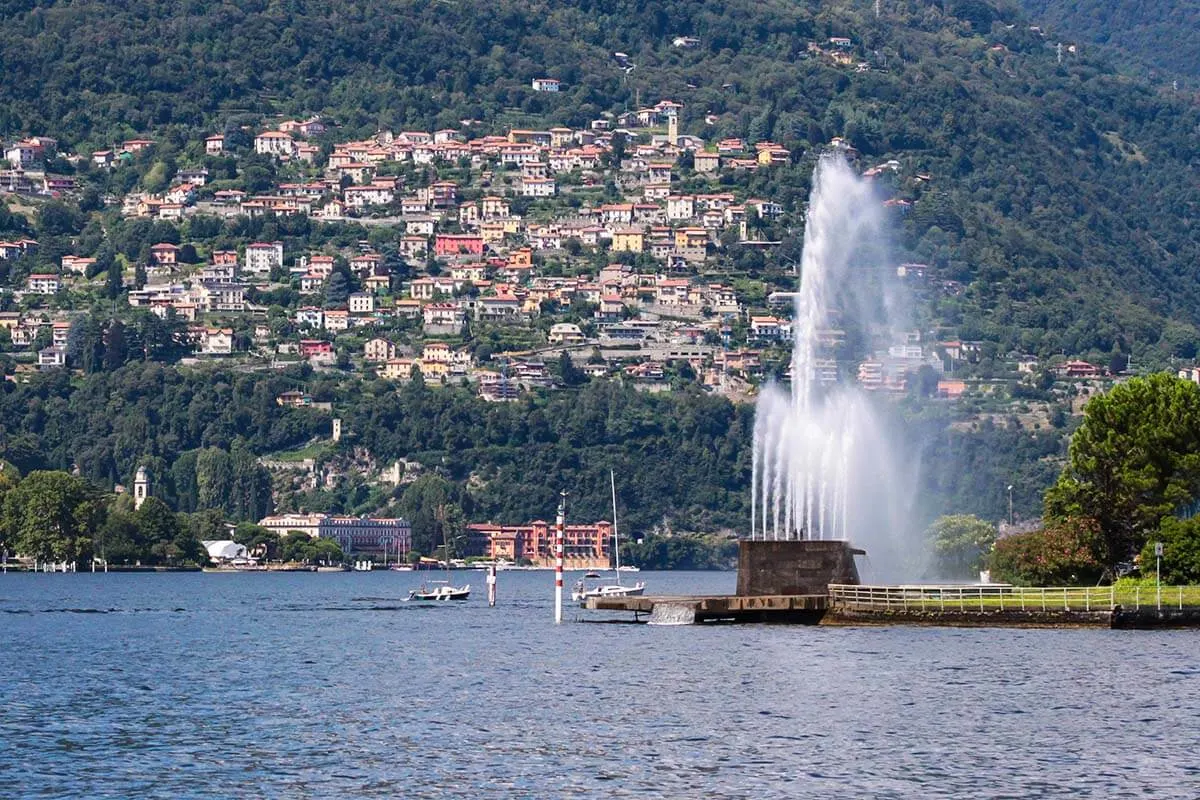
[[201, 540, 249, 562]]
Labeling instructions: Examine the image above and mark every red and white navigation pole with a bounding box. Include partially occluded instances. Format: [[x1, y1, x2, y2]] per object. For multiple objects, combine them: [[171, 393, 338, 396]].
[[555, 490, 567, 623]]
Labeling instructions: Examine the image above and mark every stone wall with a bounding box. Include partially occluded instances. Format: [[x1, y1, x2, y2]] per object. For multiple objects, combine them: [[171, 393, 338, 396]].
[[736, 539, 863, 596]]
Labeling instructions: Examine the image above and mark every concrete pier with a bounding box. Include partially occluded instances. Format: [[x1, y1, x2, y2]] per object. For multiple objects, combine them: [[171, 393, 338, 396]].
[[586, 593, 829, 623], [584, 539, 857, 624]]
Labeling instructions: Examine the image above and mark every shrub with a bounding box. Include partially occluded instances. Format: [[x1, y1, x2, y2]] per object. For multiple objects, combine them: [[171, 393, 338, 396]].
[[989, 517, 1104, 585], [1138, 517, 1200, 584]]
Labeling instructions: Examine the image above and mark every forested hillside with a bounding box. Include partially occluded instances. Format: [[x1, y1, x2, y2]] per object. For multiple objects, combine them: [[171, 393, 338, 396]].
[[0, 361, 1049, 543], [2, 0, 1197, 361], [0, 0, 1197, 547], [1019, 0, 1200, 81]]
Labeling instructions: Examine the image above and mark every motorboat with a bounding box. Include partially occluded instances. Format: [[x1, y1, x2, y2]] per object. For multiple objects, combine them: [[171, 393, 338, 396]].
[[408, 581, 470, 601]]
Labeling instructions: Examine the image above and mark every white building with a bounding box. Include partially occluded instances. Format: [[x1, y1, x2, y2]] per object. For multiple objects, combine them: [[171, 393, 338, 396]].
[[521, 178, 557, 198], [344, 185, 395, 208], [244, 241, 283, 276], [548, 323, 585, 344], [257, 513, 411, 558], [254, 131, 296, 158], [38, 346, 66, 369], [197, 282, 246, 312], [257, 514, 326, 539], [348, 292, 375, 314], [26, 274, 60, 295], [199, 327, 234, 355], [5, 141, 41, 169], [531, 78, 561, 92]]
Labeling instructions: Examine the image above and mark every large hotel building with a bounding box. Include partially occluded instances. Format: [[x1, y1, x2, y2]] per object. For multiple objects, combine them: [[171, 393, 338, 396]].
[[257, 513, 411, 559], [465, 520, 613, 569]]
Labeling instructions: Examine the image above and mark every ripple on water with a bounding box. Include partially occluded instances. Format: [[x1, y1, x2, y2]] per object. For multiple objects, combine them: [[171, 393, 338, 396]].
[[2, 571, 1198, 798]]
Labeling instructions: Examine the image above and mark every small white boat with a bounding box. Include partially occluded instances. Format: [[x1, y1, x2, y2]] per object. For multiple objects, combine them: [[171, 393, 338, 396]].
[[572, 578, 645, 603], [408, 582, 470, 601], [408, 510, 469, 600], [617, 565, 640, 573], [572, 470, 647, 604]]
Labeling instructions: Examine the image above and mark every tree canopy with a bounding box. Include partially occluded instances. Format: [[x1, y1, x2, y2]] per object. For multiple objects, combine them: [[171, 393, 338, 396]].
[[925, 514, 996, 578], [1044, 373, 1200, 572]]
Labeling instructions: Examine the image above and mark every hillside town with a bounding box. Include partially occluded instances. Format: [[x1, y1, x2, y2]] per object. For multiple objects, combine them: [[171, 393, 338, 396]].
[[1, 84, 1124, 415]]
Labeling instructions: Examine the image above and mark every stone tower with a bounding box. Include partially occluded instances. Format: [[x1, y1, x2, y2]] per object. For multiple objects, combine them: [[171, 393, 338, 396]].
[[667, 113, 679, 147], [134, 466, 149, 510], [332, 418, 342, 442]]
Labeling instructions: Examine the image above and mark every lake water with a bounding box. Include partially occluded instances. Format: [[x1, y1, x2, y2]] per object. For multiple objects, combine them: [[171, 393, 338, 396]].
[[2, 570, 1199, 798]]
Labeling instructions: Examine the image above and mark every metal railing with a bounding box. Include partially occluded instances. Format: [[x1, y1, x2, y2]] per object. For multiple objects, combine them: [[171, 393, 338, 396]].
[[828, 584, 1195, 612]]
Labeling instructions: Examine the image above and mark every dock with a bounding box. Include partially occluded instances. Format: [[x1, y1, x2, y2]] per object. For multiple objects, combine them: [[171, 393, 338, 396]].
[[585, 583, 1200, 628], [583, 542, 1200, 628], [586, 593, 829, 624]]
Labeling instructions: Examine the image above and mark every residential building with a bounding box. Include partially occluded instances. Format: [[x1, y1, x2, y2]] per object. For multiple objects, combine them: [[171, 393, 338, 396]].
[[324, 309, 350, 332], [548, 323, 585, 344], [344, 184, 395, 208], [61, 256, 96, 275], [199, 327, 234, 355], [694, 151, 720, 173], [364, 338, 396, 362], [276, 391, 314, 408], [197, 282, 246, 312], [255, 131, 296, 158], [521, 177, 557, 197], [150, 243, 180, 265], [6, 141, 42, 169], [435, 234, 485, 258], [422, 302, 466, 333], [300, 339, 335, 363], [26, 274, 60, 295], [611, 229, 645, 253], [749, 315, 786, 341], [38, 346, 67, 369], [348, 292, 375, 314], [244, 241, 284, 275]]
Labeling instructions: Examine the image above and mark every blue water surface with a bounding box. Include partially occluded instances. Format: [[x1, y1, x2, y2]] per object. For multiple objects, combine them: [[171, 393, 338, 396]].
[[2, 570, 1198, 799]]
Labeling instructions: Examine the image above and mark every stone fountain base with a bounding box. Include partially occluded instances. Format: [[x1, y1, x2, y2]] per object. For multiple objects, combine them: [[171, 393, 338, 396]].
[[736, 539, 864, 597]]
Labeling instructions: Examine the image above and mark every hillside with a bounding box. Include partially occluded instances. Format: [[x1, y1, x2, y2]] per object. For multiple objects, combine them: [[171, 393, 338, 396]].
[[0, 0, 1197, 542], [1019, 0, 1200, 81], [1, 0, 1197, 363]]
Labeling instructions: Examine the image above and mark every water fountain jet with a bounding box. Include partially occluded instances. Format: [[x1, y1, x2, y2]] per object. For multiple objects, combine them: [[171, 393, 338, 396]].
[[741, 155, 911, 593]]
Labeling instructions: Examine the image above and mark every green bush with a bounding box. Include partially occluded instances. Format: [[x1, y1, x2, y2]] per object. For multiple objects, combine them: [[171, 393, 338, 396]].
[[1138, 517, 1200, 584], [989, 517, 1104, 585]]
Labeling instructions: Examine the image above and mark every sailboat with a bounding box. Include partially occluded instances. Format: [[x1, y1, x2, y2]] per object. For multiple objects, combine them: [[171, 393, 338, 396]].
[[572, 470, 646, 604], [408, 506, 470, 601]]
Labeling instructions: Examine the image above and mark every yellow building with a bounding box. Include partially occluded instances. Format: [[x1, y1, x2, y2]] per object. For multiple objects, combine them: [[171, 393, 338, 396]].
[[611, 229, 645, 253], [674, 227, 709, 249]]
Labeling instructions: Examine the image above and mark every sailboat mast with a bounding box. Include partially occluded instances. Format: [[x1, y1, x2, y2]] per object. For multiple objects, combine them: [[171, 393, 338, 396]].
[[610, 469, 621, 582]]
